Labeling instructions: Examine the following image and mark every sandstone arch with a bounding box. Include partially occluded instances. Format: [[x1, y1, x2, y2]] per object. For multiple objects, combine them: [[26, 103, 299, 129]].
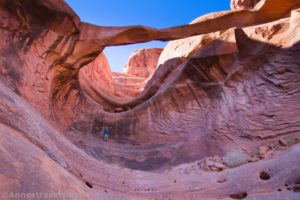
[[0, 0, 300, 199]]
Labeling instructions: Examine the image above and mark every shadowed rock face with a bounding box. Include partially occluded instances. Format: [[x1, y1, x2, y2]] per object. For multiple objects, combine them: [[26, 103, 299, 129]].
[[79, 53, 114, 96], [0, 0, 300, 199]]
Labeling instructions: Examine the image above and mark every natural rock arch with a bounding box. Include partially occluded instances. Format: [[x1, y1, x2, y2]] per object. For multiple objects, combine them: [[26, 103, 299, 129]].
[[0, 0, 300, 199]]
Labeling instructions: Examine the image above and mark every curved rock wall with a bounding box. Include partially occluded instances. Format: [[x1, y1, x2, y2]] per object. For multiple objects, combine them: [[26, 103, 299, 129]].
[[0, 0, 300, 200], [79, 53, 114, 95]]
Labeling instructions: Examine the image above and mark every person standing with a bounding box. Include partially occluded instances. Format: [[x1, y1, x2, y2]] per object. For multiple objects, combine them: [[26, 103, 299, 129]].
[[103, 127, 111, 142]]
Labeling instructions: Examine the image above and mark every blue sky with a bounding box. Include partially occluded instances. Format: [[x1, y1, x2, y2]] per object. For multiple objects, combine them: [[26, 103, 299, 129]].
[[65, 0, 231, 72]]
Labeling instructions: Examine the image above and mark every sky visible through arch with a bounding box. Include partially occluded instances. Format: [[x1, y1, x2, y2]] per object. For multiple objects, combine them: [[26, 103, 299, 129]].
[[65, 0, 231, 72]]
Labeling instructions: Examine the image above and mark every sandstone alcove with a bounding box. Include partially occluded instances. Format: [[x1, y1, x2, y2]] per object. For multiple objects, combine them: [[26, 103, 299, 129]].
[[0, 0, 300, 199]]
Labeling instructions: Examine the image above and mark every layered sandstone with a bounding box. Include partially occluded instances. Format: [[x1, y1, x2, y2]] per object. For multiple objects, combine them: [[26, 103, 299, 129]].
[[79, 53, 114, 96], [124, 48, 163, 78], [231, 0, 261, 10], [0, 0, 300, 200], [110, 48, 163, 98], [112, 72, 146, 97]]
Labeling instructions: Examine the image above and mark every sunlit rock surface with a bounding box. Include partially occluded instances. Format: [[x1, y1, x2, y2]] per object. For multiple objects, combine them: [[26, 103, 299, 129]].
[[124, 48, 163, 78], [231, 0, 261, 10], [110, 48, 163, 98], [0, 0, 300, 199]]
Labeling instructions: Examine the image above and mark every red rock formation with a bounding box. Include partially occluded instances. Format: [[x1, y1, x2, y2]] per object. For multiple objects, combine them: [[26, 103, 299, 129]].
[[124, 48, 163, 78], [112, 72, 146, 97], [110, 48, 163, 98], [231, 0, 261, 10], [79, 52, 114, 95], [0, 0, 300, 199]]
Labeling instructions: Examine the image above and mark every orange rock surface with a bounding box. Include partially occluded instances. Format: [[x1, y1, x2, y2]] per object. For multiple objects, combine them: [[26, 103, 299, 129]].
[[231, 0, 261, 10], [0, 0, 300, 199], [124, 48, 163, 78]]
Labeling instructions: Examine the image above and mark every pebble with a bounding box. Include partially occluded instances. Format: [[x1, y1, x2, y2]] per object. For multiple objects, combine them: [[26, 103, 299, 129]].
[[249, 157, 260, 162], [206, 160, 215, 167], [210, 166, 220, 171], [279, 138, 288, 146], [258, 146, 269, 155], [214, 163, 226, 170]]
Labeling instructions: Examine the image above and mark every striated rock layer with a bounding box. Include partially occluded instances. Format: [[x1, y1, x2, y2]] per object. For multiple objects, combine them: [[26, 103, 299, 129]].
[[231, 0, 261, 10], [0, 0, 300, 199], [109, 48, 163, 98], [124, 48, 163, 78]]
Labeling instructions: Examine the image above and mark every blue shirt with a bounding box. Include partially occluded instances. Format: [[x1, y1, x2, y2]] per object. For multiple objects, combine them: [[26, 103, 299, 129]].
[[104, 128, 111, 135]]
